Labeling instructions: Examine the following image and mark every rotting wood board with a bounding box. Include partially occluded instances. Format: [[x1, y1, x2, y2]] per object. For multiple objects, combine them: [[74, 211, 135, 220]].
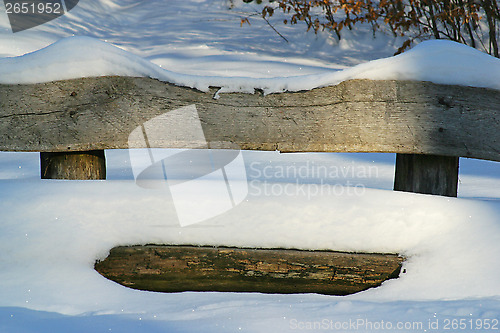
[[95, 245, 404, 296]]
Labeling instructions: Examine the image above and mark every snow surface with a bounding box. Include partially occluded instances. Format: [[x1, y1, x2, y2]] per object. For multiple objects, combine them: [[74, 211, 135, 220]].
[[1, 151, 500, 332], [1, 0, 500, 332], [2, 35, 500, 94]]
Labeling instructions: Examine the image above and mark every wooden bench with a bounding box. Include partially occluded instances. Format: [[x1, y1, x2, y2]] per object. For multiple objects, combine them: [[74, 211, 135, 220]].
[[2, 76, 499, 294], [2, 76, 499, 195]]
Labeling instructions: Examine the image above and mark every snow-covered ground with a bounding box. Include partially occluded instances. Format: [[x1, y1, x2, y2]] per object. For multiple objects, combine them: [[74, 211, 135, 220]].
[[0, 1, 499, 332]]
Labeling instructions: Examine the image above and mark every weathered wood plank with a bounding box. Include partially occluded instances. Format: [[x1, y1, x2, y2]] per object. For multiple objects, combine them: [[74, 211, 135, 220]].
[[0, 77, 499, 162], [394, 153, 459, 197], [94, 245, 404, 296], [40, 150, 106, 180]]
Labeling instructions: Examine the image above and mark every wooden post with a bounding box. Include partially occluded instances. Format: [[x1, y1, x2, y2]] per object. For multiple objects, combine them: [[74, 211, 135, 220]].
[[394, 153, 459, 197], [40, 150, 106, 180]]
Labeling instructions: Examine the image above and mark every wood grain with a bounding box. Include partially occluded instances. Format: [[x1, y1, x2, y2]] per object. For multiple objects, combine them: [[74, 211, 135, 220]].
[[394, 153, 459, 197], [94, 245, 404, 295], [1, 77, 499, 161], [40, 150, 106, 180]]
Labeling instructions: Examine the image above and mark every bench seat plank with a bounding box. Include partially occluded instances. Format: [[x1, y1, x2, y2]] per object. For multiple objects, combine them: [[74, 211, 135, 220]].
[[0, 77, 499, 162]]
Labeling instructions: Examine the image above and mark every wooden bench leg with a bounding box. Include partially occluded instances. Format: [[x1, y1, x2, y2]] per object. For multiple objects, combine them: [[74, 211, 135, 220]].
[[394, 153, 459, 197], [40, 150, 106, 180]]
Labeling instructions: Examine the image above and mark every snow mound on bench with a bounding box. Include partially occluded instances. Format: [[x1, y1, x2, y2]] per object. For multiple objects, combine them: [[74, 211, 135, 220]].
[[1, 36, 499, 94]]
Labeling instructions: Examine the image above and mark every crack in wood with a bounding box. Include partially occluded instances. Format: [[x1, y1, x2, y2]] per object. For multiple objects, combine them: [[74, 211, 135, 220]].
[[0, 109, 66, 119]]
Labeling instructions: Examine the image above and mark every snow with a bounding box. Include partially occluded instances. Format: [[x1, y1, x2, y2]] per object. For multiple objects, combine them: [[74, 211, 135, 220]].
[[2, 36, 500, 94], [1, 151, 500, 332], [1, 0, 500, 332]]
